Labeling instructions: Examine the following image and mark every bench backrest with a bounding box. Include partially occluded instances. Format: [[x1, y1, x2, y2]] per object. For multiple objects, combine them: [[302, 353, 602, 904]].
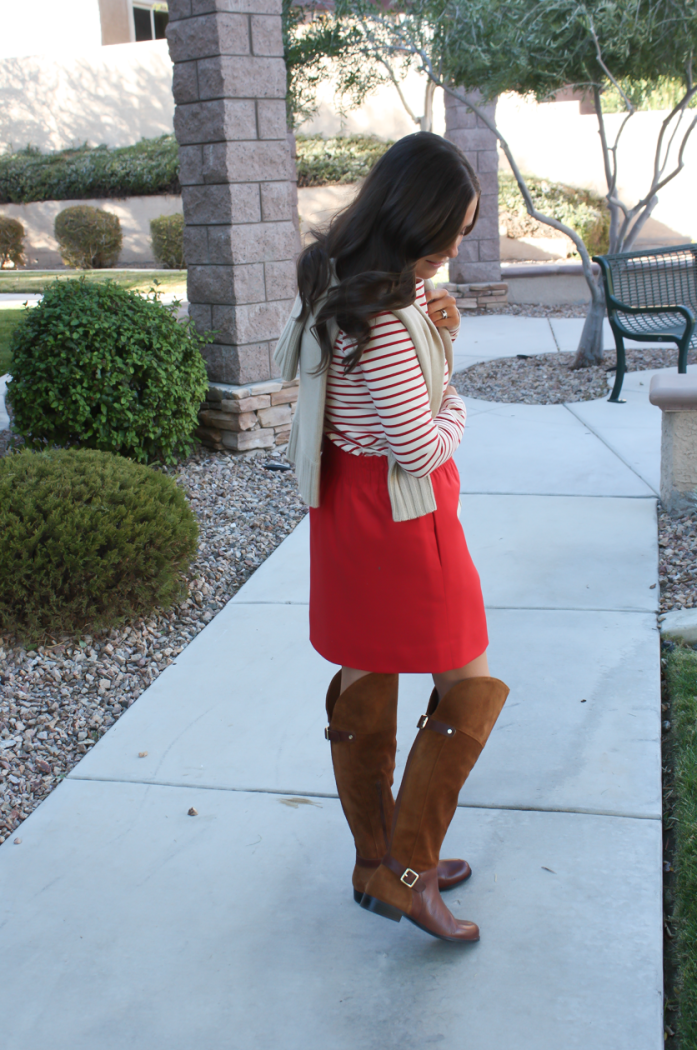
[[595, 244, 697, 312]]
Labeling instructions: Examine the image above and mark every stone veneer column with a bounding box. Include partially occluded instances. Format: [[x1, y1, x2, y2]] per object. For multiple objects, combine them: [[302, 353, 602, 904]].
[[166, 0, 301, 385], [444, 91, 501, 283]]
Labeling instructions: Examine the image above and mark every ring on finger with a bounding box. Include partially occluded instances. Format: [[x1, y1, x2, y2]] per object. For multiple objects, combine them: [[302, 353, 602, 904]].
[[440, 307, 448, 319]]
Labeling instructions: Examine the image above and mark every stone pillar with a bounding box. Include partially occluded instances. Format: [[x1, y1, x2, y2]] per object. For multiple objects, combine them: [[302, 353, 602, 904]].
[[649, 373, 697, 515], [166, 0, 301, 386], [444, 90, 501, 284]]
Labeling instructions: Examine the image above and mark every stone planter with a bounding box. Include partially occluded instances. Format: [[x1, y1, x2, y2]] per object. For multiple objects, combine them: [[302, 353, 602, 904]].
[[196, 378, 298, 452]]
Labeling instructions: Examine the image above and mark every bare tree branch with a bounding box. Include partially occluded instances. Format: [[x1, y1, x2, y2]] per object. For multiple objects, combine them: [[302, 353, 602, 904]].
[[588, 19, 635, 114]]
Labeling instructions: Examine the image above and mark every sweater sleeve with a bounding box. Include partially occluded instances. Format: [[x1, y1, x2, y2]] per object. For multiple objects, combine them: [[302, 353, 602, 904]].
[[356, 311, 467, 478]]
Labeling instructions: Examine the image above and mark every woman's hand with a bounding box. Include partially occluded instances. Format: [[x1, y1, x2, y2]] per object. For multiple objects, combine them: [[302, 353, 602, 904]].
[[425, 286, 460, 332]]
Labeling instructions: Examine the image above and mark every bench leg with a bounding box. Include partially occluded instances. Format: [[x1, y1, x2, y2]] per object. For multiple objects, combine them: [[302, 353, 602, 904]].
[[678, 337, 689, 374], [608, 333, 626, 403]]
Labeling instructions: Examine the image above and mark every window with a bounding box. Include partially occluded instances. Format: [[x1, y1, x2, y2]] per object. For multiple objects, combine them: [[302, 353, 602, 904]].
[[133, 3, 169, 42]]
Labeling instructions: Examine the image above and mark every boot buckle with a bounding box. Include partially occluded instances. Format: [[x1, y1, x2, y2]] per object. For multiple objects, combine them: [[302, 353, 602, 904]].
[[417, 714, 429, 729], [400, 868, 419, 888], [324, 725, 330, 740]]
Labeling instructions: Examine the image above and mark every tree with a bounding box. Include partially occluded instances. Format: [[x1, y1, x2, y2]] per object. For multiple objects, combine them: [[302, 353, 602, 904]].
[[294, 0, 697, 368], [282, 0, 437, 133]]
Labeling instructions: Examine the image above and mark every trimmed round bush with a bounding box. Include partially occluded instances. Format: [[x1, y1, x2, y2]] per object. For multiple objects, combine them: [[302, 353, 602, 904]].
[[54, 205, 122, 268], [7, 278, 210, 464], [150, 213, 185, 269], [0, 215, 26, 268], [0, 448, 198, 642]]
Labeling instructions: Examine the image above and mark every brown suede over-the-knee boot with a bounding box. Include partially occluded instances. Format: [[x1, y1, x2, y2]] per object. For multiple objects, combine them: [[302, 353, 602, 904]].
[[325, 672, 399, 901], [361, 676, 509, 942]]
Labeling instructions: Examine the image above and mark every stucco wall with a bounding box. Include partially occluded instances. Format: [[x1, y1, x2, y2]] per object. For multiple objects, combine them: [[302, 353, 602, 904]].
[[297, 69, 446, 140], [0, 39, 174, 152]]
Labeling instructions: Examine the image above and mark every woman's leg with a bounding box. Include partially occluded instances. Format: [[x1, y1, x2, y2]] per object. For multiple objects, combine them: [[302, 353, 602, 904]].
[[432, 650, 490, 701], [341, 666, 372, 693]]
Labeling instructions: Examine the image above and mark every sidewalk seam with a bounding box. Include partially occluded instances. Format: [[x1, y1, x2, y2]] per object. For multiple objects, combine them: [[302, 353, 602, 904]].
[[563, 402, 660, 495], [65, 774, 662, 820]]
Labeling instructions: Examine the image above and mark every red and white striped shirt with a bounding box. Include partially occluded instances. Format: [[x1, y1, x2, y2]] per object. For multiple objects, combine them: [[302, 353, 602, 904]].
[[325, 280, 466, 477]]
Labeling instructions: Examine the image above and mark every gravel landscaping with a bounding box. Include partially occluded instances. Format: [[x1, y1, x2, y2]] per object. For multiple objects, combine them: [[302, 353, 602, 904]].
[[452, 344, 697, 404], [659, 509, 697, 614], [0, 446, 306, 845]]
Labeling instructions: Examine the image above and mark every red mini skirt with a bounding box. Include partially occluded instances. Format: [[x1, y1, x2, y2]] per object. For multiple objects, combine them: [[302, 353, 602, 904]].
[[309, 440, 488, 673]]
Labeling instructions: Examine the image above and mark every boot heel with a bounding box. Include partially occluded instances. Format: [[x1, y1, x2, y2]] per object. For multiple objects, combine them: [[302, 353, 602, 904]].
[[353, 889, 364, 904], [361, 894, 403, 922]]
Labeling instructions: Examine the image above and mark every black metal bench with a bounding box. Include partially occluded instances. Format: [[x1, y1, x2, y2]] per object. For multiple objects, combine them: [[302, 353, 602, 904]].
[[593, 243, 697, 402]]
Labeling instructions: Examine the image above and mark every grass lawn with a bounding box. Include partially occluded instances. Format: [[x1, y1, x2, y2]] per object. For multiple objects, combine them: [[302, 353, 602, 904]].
[[665, 646, 697, 1047], [0, 303, 29, 376], [0, 269, 187, 296]]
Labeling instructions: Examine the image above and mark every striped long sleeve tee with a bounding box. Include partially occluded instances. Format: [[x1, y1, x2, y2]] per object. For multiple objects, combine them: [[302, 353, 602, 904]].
[[324, 280, 467, 478]]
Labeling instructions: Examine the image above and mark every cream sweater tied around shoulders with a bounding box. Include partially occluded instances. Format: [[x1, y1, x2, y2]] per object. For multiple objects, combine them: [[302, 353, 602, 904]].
[[273, 277, 454, 523]]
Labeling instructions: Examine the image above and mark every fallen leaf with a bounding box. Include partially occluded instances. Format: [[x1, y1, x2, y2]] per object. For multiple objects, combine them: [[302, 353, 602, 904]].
[[138, 751, 148, 758], [13, 838, 21, 845], [188, 807, 198, 816], [278, 797, 322, 809]]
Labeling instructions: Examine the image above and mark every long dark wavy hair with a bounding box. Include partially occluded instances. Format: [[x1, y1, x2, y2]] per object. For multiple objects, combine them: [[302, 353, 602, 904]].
[[297, 132, 480, 372]]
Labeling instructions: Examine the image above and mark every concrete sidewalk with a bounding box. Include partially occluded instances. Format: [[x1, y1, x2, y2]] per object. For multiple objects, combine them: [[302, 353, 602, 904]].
[[0, 318, 672, 1049]]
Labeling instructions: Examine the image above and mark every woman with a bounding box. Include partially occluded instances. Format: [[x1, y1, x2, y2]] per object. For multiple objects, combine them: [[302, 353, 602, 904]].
[[275, 132, 509, 943]]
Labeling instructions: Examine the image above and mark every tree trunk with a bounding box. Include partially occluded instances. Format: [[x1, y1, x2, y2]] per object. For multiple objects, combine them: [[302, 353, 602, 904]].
[[420, 80, 436, 132], [571, 278, 606, 368]]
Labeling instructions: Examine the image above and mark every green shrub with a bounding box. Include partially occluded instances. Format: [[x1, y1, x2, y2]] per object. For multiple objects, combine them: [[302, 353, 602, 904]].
[[7, 279, 210, 464], [295, 134, 393, 187], [0, 215, 25, 268], [0, 136, 180, 205], [150, 213, 185, 268], [54, 205, 123, 269], [499, 172, 610, 256], [0, 448, 197, 641]]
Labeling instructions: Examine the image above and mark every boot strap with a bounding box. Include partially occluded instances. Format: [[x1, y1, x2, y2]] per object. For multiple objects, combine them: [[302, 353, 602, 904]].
[[355, 853, 381, 869], [383, 854, 425, 892], [324, 726, 355, 742], [417, 714, 456, 737]]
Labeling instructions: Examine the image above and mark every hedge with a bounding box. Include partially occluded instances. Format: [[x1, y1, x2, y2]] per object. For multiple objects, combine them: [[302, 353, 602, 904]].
[[0, 136, 180, 205]]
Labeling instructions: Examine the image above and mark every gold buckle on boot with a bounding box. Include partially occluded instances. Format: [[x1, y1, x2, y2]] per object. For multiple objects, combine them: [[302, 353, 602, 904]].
[[400, 868, 419, 888]]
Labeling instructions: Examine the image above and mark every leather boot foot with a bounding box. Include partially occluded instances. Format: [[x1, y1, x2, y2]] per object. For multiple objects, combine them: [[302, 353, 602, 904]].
[[361, 864, 479, 943], [438, 857, 472, 890]]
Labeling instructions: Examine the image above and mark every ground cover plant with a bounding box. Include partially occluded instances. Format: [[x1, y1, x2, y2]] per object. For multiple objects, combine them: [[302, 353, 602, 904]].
[[663, 646, 697, 1047], [7, 279, 209, 463], [295, 134, 395, 185], [498, 172, 610, 256], [0, 136, 179, 204], [0, 270, 186, 295], [0, 448, 198, 643]]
